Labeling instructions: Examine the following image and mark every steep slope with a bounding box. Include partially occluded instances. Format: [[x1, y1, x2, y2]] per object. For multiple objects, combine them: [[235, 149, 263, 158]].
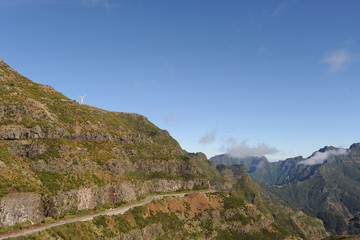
[[0, 60, 208, 229], [212, 144, 360, 235], [215, 164, 328, 240], [262, 144, 360, 235], [210, 154, 319, 185], [0, 59, 330, 239], [10, 192, 325, 240]]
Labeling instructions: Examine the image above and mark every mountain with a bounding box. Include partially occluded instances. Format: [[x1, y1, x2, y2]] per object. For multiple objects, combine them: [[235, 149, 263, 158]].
[[10, 166, 328, 240], [0, 59, 208, 228], [211, 144, 360, 235], [0, 59, 329, 239]]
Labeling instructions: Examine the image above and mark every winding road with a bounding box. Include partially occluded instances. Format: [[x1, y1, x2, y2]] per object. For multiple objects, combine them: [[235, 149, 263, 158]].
[[0, 191, 211, 240]]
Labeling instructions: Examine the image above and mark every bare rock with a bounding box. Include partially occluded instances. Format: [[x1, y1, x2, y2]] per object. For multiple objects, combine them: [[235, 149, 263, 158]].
[[109, 182, 137, 203], [135, 159, 200, 175], [142, 224, 164, 239], [0, 160, 7, 169], [104, 158, 134, 174], [49, 179, 209, 216], [8, 141, 47, 158], [77, 188, 96, 210], [39, 97, 51, 102], [0, 192, 42, 226]]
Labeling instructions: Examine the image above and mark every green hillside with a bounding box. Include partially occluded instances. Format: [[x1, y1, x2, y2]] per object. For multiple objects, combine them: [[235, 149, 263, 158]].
[[0, 60, 208, 230], [211, 145, 360, 235], [0, 60, 330, 239]]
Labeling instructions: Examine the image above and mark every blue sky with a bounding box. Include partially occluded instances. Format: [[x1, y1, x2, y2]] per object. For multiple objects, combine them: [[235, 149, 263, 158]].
[[1, 0, 360, 161]]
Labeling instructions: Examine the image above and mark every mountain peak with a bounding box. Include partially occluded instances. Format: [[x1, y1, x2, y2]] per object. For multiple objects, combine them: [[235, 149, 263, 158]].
[[318, 145, 338, 153], [350, 142, 360, 150]]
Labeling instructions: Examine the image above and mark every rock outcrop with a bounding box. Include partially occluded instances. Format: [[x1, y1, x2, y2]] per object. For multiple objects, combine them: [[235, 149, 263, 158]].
[[51, 179, 209, 215], [0, 179, 209, 225], [0, 192, 42, 225]]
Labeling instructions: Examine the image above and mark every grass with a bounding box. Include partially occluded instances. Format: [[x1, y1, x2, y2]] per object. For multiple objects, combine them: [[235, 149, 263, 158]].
[[2, 191, 304, 240]]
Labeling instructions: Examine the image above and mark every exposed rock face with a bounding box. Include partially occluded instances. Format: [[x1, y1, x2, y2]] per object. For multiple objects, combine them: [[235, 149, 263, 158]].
[[76, 188, 94, 210], [210, 181, 233, 190], [135, 159, 200, 174], [0, 105, 27, 119], [0, 192, 42, 225], [0, 124, 154, 145], [8, 141, 47, 158], [0, 179, 209, 226], [104, 158, 134, 174], [51, 179, 209, 215], [290, 211, 329, 240], [0, 125, 46, 140]]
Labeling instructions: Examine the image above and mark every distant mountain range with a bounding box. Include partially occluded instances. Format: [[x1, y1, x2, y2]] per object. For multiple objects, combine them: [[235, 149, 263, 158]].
[[210, 144, 360, 235]]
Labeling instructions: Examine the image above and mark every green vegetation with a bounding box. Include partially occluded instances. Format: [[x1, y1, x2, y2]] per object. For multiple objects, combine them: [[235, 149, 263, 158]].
[[36, 171, 105, 195], [212, 146, 360, 235], [9, 192, 296, 240], [323, 236, 360, 240], [223, 193, 245, 209], [0, 60, 331, 240], [124, 171, 207, 182]]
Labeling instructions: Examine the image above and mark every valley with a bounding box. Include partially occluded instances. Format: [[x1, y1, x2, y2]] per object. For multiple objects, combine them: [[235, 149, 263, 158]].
[[0, 59, 356, 239]]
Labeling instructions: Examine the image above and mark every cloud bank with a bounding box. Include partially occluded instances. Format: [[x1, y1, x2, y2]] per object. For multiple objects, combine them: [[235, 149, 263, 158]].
[[225, 139, 278, 158], [199, 129, 217, 144], [321, 49, 353, 72], [299, 149, 349, 165]]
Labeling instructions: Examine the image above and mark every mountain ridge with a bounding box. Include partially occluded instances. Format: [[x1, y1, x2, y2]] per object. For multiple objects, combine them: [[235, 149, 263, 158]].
[[210, 143, 360, 234], [0, 59, 329, 239], [0, 59, 209, 228]]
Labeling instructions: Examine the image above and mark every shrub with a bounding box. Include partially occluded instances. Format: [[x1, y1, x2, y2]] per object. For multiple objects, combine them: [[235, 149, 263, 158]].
[[223, 194, 245, 209]]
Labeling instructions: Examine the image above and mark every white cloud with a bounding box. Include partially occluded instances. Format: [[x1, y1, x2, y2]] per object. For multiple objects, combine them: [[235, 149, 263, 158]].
[[299, 149, 349, 165], [224, 138, 278, 158], [321, 49, 353, 72], [199, 129, 217, 144]]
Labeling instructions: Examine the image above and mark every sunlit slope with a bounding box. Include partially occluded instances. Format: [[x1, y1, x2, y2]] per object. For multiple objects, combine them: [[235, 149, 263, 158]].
[[0, 60, 208, 227]]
